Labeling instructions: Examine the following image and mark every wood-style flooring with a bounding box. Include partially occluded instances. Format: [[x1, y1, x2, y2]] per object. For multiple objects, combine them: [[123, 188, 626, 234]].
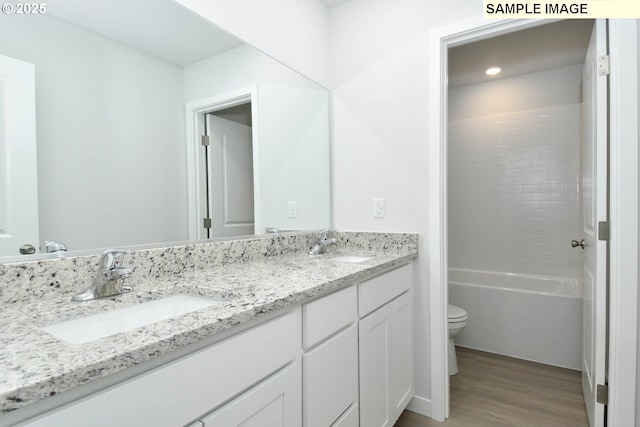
[[394, 347, 589, 427]]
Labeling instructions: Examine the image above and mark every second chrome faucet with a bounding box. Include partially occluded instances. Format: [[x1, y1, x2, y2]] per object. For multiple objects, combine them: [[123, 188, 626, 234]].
[[309, 229, 337, 256], [72, 249, 135, 302]]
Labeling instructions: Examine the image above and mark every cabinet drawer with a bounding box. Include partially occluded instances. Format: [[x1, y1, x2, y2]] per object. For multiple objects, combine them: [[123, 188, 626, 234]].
[[303, 285, 356, 349], [358, 263, 411, 317], [303, 324, 358, 427]]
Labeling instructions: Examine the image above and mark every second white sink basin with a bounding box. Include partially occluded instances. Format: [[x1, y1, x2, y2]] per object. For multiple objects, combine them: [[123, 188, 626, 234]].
[[331, 255, 372, 263], [43, 294, 221, 344]]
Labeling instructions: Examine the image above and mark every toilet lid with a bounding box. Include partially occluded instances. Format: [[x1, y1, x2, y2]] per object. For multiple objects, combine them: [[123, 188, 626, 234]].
[[448, 305, 467, 321]]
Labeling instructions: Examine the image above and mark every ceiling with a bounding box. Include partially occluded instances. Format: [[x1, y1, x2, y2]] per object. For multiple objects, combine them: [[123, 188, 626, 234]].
[[47, 0, 244, 66], [448, 20, 594, 88], [48, 2, 592, 81], [319, 0, 352, 8]]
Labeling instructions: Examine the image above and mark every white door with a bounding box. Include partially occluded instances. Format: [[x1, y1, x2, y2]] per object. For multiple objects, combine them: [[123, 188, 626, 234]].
[[0, 55, 39, 257], [206, 114, 254, 238], [581, 19, 608, 427]]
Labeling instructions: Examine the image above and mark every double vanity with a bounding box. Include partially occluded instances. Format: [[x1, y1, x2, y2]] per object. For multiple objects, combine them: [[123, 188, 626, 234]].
[[0, 231, 417, 426]]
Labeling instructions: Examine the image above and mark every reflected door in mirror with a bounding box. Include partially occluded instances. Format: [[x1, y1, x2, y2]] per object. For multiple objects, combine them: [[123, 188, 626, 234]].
[[205, 108, 255, 238], [0, 55, 40, 256]]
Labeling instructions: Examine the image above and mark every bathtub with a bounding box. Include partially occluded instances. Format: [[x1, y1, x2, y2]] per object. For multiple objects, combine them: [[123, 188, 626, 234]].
[[448, 268, 582, 370]]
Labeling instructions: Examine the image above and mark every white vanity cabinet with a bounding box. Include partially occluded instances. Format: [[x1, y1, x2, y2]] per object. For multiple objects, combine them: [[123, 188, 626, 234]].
[[21, 311, 301, 427], [302, 286, 359, 427], [16, 260, 415, 427], [358, 264, 413, 427]]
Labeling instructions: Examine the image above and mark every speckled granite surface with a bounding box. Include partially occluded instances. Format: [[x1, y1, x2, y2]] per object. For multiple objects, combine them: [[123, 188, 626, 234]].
[[0, 231, 417, 414], [0, 232, 323, 304]]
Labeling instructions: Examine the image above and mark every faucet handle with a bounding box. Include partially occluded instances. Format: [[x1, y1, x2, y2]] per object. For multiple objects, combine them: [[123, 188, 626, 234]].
[[318, 228, 334, 241], [100, 249, 133, 271]]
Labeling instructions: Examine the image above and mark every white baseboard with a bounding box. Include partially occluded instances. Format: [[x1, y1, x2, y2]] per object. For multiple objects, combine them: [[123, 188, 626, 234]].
[[406, 395, 432, 417]]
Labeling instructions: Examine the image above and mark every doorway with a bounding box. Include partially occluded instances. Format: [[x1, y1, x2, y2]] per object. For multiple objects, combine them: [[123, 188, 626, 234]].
[[446, 18, 599, 425], [427, 18, 609, 426], [204, 103, 255, 238], [185, 87, 261, 241]]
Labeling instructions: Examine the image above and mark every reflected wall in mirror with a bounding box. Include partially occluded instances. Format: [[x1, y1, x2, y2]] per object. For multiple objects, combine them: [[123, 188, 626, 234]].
[[0, 0, 330, 259]]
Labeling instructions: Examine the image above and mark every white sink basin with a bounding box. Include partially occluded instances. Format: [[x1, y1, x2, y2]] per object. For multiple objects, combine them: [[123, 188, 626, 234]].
[[43, 294, 221, 344], [331, 255, 372, 263]]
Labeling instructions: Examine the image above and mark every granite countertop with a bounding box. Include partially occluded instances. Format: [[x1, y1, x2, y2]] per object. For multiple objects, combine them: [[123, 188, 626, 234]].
[[0, 248, 416, 414]]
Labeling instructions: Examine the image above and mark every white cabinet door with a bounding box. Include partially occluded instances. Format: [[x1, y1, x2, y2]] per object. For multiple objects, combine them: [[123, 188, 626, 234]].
[[359, 305, 391, 427], [303, 324, 358, 427], [202, 363, 301, 427], [359, 289, 413, 427], [390, 290, 413, 424]]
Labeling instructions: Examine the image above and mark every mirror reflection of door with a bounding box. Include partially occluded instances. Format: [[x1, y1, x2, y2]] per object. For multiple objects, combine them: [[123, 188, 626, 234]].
[[0, 55, 40, 256], [204, 103, 255, 238]]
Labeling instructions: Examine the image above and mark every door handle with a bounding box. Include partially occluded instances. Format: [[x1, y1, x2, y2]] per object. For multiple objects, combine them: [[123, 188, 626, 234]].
[[571, 239, 585, 249]]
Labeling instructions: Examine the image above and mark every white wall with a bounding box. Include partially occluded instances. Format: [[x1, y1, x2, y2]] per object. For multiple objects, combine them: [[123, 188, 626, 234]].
[[328, 0, 479, 413], [184, 45, 330, 233], [448, 65, 583, 120], [448, 66, 583, 279], [0, 14, 188, 251], [175, 0, 329, 86]]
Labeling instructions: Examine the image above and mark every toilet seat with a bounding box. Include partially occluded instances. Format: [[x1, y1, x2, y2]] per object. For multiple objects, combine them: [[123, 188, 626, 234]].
[[448, 305, 467, 323]]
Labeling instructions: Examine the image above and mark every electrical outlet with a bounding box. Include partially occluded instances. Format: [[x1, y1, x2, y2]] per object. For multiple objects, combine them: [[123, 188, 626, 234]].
[[288, 201, 297, 218], [373, 198, 385, 218]]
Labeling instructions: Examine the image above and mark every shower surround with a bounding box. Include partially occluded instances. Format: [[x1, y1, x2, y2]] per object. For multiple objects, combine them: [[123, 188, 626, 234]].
[[448, 103, 583, 280]]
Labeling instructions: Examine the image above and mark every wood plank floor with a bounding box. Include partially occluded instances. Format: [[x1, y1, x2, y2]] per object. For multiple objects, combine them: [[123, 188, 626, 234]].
[[394, 347, 589, 427]]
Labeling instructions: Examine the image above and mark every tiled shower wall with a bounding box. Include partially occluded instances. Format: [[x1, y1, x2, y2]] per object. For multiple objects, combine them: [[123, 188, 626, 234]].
[[448, 104, 583, 279]]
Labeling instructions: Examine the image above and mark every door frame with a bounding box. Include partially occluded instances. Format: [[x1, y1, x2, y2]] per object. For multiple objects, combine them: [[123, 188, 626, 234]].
[[427, 17, 638, 424], [427, 16, 552, 421], [185, 86, 261, 240], [606, 19, 639, 427]]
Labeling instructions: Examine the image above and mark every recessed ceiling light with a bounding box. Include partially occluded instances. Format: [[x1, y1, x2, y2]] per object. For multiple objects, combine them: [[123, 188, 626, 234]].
[[486, 67, 501, 76]]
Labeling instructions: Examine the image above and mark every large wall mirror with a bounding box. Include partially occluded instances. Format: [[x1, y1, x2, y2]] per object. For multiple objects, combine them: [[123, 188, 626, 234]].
[[0, 0, 330, 260]]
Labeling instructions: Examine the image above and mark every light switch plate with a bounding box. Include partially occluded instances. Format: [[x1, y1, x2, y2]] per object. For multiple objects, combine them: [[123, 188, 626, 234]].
[[288, 201, 297, 218]]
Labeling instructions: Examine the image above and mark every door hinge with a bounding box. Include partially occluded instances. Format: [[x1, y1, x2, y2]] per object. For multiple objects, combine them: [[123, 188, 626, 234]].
[[201, 135, 210, 146], [598, 221, 609, 241], [598, 55, 610, 76], [597, 384, 608, 405], [203, 218, 212, 229]]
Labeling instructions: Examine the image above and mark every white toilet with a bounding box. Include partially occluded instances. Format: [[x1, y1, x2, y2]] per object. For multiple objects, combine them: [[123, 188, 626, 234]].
[[448, 305, 468, 375]]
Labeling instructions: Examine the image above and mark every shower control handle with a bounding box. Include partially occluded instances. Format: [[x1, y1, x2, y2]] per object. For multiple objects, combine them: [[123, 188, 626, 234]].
[[571, 239, 585, 249]]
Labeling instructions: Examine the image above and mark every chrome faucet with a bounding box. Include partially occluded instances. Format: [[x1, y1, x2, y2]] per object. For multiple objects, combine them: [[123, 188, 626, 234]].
[[72, 249, 135, 301], [44, 240, 68, 253], [309, 229, 337, 256]]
